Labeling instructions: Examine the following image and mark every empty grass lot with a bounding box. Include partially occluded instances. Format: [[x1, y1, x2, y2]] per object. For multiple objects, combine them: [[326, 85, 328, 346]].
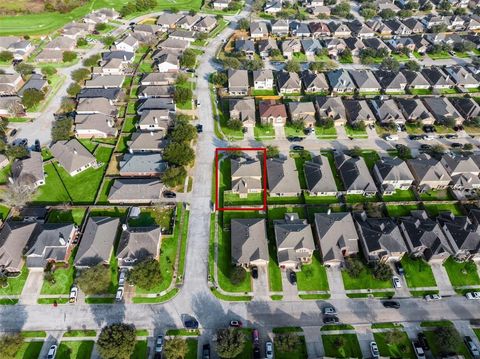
[[341, 261, 392, 290], [443, 257, 480, 287], [0, 265, 28, 296], [297, 252, 329, 291], [373, 331, 415, 359], [274, 334, 308, 359], [14, 341, 44, 359], [401, 256, 436, 288], [56, 341, 94, 359], [322, 334, 362, 358]]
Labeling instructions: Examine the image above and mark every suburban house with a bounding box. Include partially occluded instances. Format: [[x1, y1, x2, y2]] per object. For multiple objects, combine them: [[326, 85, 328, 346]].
[[366, 20, 392, 36], [304, 155, 338, 196], [301, 38, 322, 58], [266, 157, 301, 197], [253, 69, 274, 90], [443, 66, 480, 89], [423, 97, 464, 126], [74, 217, 120, 268], [25, 223, 77, 268], [440, 154, 480, 193], [277, 72, 301, 94], [327, 69, 355, 94], [309, 22, 331, 37], [250, 22, 269, 38], [230, 156, 263, 197], [343, 99, 376, 127], [302, 71, 329, 94], [274, 213, 315, 270], [0, 221, 39, 274], [281, 39, 302, 59], [344, 37, 365, 57], [437, 212, 480, 262], [421, 67, 455, 89], [156, 13, 184, 30], [258, 38, 279, 59], [323, 38, 347, 58], [401, 70, 430, 91], [384, 19, 412, 35], [212, 0, 231, 10], [116, 226, 162, 268], [314, 212, 359, 266], [137, 109, 173, 132], [157, 53, 180, 73], [102, 51, 135, 65], [177, 14, 202, 30], [119, 153, 167, 176], [328, 22, 351, 37], [228, 69, 249, 96], [77, 88, 123, 102], [316, 97, 347, 126], [335, 153, 377, 196], [370, 99, 406, 125], [271, 19, 290, 36], [193, 16, 217, 32], [229, 99, 256, 128], [0, 96, 24, 117], [287, 101, 316, 128], [403, 18, 425, 33], [349, 70, 381, 93], [258, 100, 287, 127], [347, 20, 375, 38], [396, 98, 435, 125], [235, 39, 255, 58], [373, 157, 414, 195], [407, 154, 452, 192], [231, 218, 269, 268], [137, 85, 174, 99], [108, 179, 164, 204], [399, 210, 453, 264], [74, 113, 117, 138], [354, 212, 408, 263], [291, 22, 311, 37], [18, 74, 48, 97], [115, 35, 139, 53], [84, 75, 125, 89], [450, 97, 480, 121], [127, 131, 168, 152], [0, 73, 24, 96], [169, 30, 197, 43], [374, 70, 407, 93], [141, 72, 176, 86], [50, 139, 97, 176], [12, 151, 45, 188]]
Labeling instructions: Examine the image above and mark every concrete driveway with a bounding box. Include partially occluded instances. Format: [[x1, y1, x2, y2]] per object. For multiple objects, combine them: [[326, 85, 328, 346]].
[[280, 270, 298, 300], [19, 269, 44, 305], [252, 266, 269, 301], [326, 266, 346, 299], [431, 264, 455, 296]]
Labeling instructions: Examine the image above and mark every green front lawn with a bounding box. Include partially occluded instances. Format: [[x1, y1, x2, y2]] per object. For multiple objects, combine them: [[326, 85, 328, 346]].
[[284, 124, 306, 138], [382, 189, 416, 202], [424, 329, 471, 358], [297, 252, 329, 291], [47, 208, 87, 226], [15, 341, 44, 359], [443, 257, 480, 287], [185, 338, 198, 359], [41, 263, 75, 295], [216, 99, 243, 140], [56, 341, 94, 359], [374, 331, 415, 359], [274, 334, 308, 359], [341, 261, 392, 290], [315, 125, 337, 139], [0, 163, 11, 184], [322, 334, 362, 358], [131, 340, 148, 359], [401, 256, 436, 288], [345, 124, 368, 138], [0, 265, 28, 296], [0, 205, 10, 221], [254, 124, 275, 139]]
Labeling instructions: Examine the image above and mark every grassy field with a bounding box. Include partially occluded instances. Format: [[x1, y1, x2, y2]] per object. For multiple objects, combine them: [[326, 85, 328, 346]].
[[341, 260, 392, 290], [322, 334, 362, 358], [41, 262, 75, 295], [47, 208, 87, 226], [386, 204, 422, 217], [128, 207, 174, 232]]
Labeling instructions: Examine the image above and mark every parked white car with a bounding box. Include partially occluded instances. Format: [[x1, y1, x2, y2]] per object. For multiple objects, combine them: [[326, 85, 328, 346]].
[[465, 292, 480, 300], [47, 345, 57, 359], [385, 135, 399, 141], [370, 341, 379, 358], [424, 293, 442, 301], [69, 286, 78, 303], [392, 276, 402, 289], [116, 287, 124, 302], [265, 341, 273, 359]]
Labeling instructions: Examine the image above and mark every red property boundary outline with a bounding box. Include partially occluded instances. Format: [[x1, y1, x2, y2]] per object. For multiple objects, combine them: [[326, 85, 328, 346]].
[[215, 147, 267, 211]]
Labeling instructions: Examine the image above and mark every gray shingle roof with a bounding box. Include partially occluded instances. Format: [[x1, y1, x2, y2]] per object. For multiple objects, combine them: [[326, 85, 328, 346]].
[[231, 218, 268, 265], [108, 179, 164, 203], [304, 155, 337, 193], [266, 157, 301, 195], [117, 226, 161, 267], [51, 139, 96, 174], [335, 153, 377, 193]]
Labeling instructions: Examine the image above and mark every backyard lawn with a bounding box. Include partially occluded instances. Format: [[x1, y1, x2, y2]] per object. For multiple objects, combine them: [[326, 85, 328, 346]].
[[419, 189, 453, 201], [443, 257, 480, 287], [424, 203, 463, 217], [33, 163, 71, 204], [128, 206, 175, 232], [56, 341, 94, 359], [373, 331, 415, 359], [14, 341, 44, 359], [47, 208, 87, 226], [322, 334, 362, 358], [297, 252, 329, 291], [386, 204, 421, 217], [0, 265, 28, 296], [97, 178, 114, 204], [382, 189, 417, 202], [401, 256, 436, 288], [341, 261, 392, 290]]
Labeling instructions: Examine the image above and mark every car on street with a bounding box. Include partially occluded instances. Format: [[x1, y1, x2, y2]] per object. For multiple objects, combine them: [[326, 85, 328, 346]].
[[448, 50, 456, 56], [423, 125, 435, 133], [155, 336, 163, 353], [9, 129, 17, 137], [251, 266, 258, 279], [323, 306, 336, 315], [446, 134, 458, 139], [420, 144, 431, 151], [409, 135, 420, 140], [392, 276, 402, 289], [196, 124, 203, 133], [34, 139, 41, 152], [451, 142, 463, 149], [382, 300, 400, 309], [370, 341, 379, 358], [395, 261, 404, 275], [413, 341, 426, 358], [289, 270, 297, 284], [287, 136, 302, 142], [68, 286, 78, 303], [163, 191, 176, 199], [465, 291, 480, 300], [115, 286, 124, 302], [47, 344, 57, 359], [323, 315, 339, 324], [464, 336, 480, 357], [292, 145, 304, 151], [229, 320, 243, 328], [252, 329, 259, 344], [265, 341, 273, 359], [202, 344, 210, 359], [424, 293, 441, 301], [417, 333, 429, 351], [385, 134, 399, 141], [423, 134, 435, 140], [184, 318, 199, 329], [12, 138, 28, 147]]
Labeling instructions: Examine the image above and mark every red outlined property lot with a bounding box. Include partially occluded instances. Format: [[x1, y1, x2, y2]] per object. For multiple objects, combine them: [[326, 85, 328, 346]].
[[214, 147, 267, 211]]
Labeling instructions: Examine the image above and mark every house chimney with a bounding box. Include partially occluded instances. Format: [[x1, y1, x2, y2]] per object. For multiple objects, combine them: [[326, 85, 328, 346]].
[[58, 233, 66, 246]]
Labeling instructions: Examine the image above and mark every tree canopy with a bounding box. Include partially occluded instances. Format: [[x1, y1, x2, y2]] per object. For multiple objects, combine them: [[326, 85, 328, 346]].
[[0, 334, 23, 358], [164, 142, 195, 166], [162, 166, 187, 187], [164, 337, 188, 359], [22, 89, 45, 110], [128, 258, 162, 290], [77, 264, 111, 295], [97, 323, 137, 359], [171, 123, 197, 143], [216, 328, 246, 358]]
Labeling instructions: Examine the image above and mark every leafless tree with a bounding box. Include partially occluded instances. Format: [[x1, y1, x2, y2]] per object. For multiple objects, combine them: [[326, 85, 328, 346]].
[[1, 174, 36, 209]]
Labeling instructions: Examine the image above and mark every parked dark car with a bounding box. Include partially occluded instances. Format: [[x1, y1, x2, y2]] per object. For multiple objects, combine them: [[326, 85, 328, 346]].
[[446, 134, 458, 139], [251, 266, 258, 279], [34, 139, 41, 152], [229, 320, 243, 328], [9, 129, 17, 137], [196, 124, 203, 133], [292, 145, 304, 151], [252, 329, 259, 344], [202, 344, 210, 359], [287, 136, 302, 142], [417, 332, 430, 351], [420, 144, 431, 150], [184, 318, 199, 329], [395, 261, 404, 275], [163, 191, 176, 199], [253, 346, 261, 359], [423, 125, 435, 133], [382, 300, 400, 309], [323, 315, 339, 324], [289, 270, 297, 284], [451, 142, 463, 149]]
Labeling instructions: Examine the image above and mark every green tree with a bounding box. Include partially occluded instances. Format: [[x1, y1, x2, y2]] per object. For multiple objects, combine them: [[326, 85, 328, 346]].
[[373, 262, 393, 281], [102, 36, 116, 47], [380, 57, 400, 72], [97, 323, 136, 359], [174, 87, 193, 104], [230, 266, 246, 284], [67, 83, 82, 97], [276, 333, 301, 352], [128, 258, 162, 290], [77, 38, 88, 47], [71, 67, 91, 83], [51, 118, 73, 141], [404, 60, 420, 72], [227, 119, 243, 131], [333, 336, 345, 348], [443, 116, 456, 128], [331, 2, 350, 17], [212, 72, 227, 87], [14, 63, 34, 77], [62, 51, 77, 63], [339, 48, 352, 63], [266, 145, 280, 158], [395, 144, 411, 160], [221, 57, 241, 69], [83, 53, 101, 67], [6, 145, 29, 160], [379, 8, 396, 19], [41, 66, 57, 77], [95, 23, 108, 32], [60, 97, 76, 113], [0, 334, 23, 358], [238, 18, 250, 31], [464, 143, 474, 151], [179, 49, 197, 68], [164, 142, 195, 166], [318, 117, 334, 128], [351, 120, 366, 131], [360, 7, 377, 19], [345, 257, 364, 278], [216, 328, 246, 358], [164, 337, 188, 359], [77, 264, 111, 295], [0, 51, 13, 62], [285, 59, 300, 73], [171, 123, 197, 143], [21, 88, 45, 109], [384, 330, 404, 346], [435, 327, 462, 355], [162, 166, 187, 187]]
